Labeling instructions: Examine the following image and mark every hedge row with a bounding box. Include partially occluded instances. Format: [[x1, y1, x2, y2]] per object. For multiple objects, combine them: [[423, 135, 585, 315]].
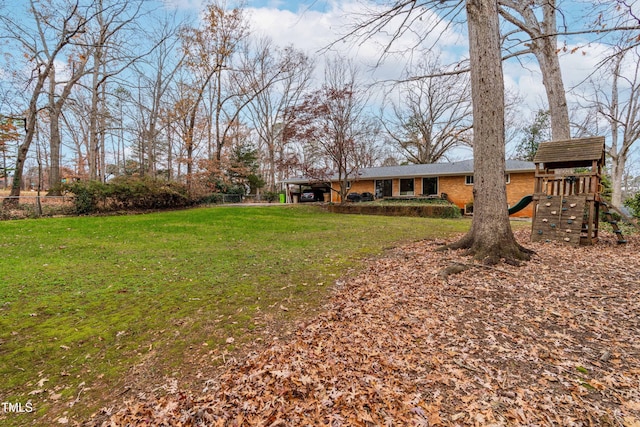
[[63, 177, 194, 214], [327, 203, 461, 218]]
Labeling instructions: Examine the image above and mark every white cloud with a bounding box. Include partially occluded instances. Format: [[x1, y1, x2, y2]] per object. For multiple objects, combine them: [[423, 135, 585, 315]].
[[559, 43, 612, 89], [502, 40, 620, 122], [162, 0, 206, 10], [246, 0, 465, 83], [190, 0, 632, 150]]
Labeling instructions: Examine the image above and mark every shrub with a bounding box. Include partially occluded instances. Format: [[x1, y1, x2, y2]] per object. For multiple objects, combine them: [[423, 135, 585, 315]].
[[199, 193, 225, 204], [262, 191, 279, 203], [65, 180, 110, 214], [328, 203, 461, 218], [109, 176, 192, 210], [64, 177, 192, 214], [625, 193, 640, 218]]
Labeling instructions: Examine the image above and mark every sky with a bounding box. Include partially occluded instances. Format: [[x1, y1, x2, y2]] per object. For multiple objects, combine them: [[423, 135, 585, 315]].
[[162, 0, 628, 117], [2, 0, 636, 166], [166, 0, 466, 76], [161, 0, 640, 162]]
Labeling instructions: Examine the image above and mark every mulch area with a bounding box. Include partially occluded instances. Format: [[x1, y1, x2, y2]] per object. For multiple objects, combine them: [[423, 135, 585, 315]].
[[88, 229, 640, 426]]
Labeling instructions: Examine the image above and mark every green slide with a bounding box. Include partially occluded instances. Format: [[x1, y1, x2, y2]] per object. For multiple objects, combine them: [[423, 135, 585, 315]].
[[508, 194, 533, 215]]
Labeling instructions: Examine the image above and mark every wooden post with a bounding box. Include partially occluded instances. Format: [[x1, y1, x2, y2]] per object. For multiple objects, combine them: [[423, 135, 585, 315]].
[[587, 200, 595, 245], [594, 201, 600, 240]]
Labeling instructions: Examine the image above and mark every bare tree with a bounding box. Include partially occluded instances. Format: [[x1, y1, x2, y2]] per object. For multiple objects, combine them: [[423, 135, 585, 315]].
[[45, 43, 89, 194], [128, 12, 185, 179], [81, 0, 161, 181], [498, 0, 640, 141], [383, 55, 472, 164], [499, 0, 570, 140], [189, 31, 312, 194], [178, 0, 249, 189], [592, 0, 640, 53], [244, 39, 314, 192], [589, 46, 640, 208], [86, 0, 118, 181], [60, 91, 90, 177], [285, 57, 379, 204], [342, 0, 593, 142], [0, 0, 92, 202], [169, 78, 209, 183]]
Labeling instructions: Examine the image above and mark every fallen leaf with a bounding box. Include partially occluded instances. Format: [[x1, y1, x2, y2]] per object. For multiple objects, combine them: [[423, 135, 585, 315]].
[[81, 230, 640, 427]]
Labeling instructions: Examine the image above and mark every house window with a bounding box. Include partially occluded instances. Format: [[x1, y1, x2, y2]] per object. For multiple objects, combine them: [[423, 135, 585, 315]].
[[375, 179, 393, 198], [422, 177, 438, 196], [505, 174, 510, 184], [400, 178, 414, 195], [346, 181, 351, 189]]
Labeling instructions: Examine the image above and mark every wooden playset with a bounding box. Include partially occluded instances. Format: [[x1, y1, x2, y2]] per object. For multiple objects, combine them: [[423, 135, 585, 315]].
[[531, 136, 626, 246]]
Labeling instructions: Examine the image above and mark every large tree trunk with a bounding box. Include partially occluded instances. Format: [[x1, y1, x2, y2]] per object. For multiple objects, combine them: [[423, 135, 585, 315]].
[[46, 44, 89, 193], [499, 0, 571, 140], [89, 46, 102, 181], [7, 140, 31, 203], [268, 145, 276, 192], [533, 1, 570, 140], [6, 73, 47, 204], [48, 68, 62, 195], [604, 52, 639, 209], [448, 0, 532, 265], [611, 152, 625, 208], [609, 67, 622, 208]]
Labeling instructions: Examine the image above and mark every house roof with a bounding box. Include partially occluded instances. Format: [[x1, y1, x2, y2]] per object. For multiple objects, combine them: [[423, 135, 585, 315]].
[[533, 136, 605, 167], [283, 159, 535, 184]]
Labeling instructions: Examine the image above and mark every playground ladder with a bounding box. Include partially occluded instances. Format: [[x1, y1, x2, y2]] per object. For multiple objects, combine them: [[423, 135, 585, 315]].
[[599, 201, 628, 244]]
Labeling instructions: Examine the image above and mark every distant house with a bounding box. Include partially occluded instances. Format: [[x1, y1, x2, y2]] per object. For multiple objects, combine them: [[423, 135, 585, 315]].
[[284, 159, 536, 217]]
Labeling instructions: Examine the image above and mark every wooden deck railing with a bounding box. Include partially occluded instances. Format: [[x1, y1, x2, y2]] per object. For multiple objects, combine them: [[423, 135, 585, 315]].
[[534, 173, 600, 196]]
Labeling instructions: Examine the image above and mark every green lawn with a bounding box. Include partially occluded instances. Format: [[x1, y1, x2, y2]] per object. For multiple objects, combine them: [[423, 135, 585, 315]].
[[0, 205, 473, 425]]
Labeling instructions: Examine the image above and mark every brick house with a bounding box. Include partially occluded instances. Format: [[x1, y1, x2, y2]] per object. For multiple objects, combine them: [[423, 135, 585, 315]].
[[285, 159, 536, 217]]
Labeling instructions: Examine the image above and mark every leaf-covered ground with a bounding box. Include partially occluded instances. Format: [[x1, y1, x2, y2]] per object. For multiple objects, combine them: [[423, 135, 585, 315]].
[[88, 230, 640, 426]]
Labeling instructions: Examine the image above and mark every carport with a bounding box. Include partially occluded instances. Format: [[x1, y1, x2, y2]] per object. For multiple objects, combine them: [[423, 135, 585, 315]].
[[282, 179, 331, 203]]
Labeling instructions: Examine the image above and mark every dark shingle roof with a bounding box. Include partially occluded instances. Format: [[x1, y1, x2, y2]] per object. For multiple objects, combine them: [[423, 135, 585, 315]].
[[533, 137, 605, 166], [282, 159, 535, 184], [350, 159, 534, 180]]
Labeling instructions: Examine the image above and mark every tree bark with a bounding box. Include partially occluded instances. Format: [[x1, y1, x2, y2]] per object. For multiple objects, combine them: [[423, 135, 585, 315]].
[[607, 51, 639, 208], [7, 68, 49, 203], [611, 152, 625, 207], [533, 1, 570, 140], [499, 0, 571, 140], [609, 55, 622, 208], [447, 0, 532, 264], [587, 50, 640, 208], [2, 0, 89, 201], [89, 38, 103, 181], [48, 67, 62, 194]]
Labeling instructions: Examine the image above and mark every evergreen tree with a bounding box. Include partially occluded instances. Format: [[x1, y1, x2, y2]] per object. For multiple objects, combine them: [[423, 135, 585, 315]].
[[514, 110, 550, 161]]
